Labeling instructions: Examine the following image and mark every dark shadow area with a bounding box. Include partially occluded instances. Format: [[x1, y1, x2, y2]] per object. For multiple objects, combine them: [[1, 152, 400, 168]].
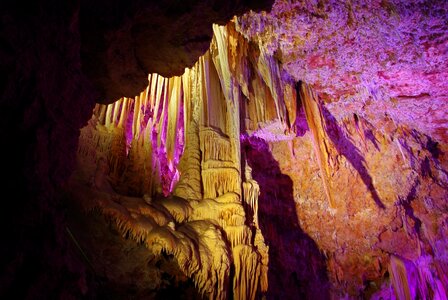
[[243, 137, 330, 300], [320, 105, 385, 209], [397, 179, 422, 234], [293, 81, 310, 137], [352, 113, 380, 152], [364, 127, 380, 152], [399, 130, 448, 188]]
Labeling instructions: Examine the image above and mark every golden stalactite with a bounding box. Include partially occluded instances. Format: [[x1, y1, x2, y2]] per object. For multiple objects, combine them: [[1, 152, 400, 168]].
[[300, 83, 336, 209]]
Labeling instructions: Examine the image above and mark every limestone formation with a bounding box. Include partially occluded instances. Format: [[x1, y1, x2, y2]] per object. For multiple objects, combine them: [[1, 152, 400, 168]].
[[75, 26, 269, 299], [72, 14, 448, 298]]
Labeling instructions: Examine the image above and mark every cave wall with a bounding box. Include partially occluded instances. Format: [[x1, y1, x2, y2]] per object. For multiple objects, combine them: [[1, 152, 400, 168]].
[[237, 3, 448, 294], [234, 1, 448, 296], [220, 14, 447, 296], [0, 1, 96, 298]]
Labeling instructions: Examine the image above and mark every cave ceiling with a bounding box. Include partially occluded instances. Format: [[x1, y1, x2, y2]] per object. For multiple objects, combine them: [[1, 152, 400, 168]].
[[79, 0, 275, 103]]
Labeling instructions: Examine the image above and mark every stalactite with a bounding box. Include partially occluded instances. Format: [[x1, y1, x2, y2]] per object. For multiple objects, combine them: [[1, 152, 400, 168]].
[[257, 48, 288, 126], [299, 83, 336, 209], [389, 255, 414, 300], [117, 97, 128, 128], [212, 22, 291, 133], [211, 24, 233, 102], [226, 225, 251, 248], [111, 100, 119, 126], [104, 104, 113, 127], [79, 71, 189, 197], [108, 128, 127, 182], [200, 52, 228, 132], [173, 64, 203, 200], [166, 76, 183, 162], [283, 83, 298, 132]]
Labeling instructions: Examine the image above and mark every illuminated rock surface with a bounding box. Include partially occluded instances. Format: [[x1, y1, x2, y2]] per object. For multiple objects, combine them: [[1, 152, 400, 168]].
[[1, 0, 447, 299], [72, 13, 448, 297], [238, 0, 448, 142]]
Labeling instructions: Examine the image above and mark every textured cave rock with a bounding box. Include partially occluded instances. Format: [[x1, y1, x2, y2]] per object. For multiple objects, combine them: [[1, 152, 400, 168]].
[[66, 196, 204, 299], [233, 2, 448, 295], [242, 136, 330, 299], [237, 0, 448, 142]]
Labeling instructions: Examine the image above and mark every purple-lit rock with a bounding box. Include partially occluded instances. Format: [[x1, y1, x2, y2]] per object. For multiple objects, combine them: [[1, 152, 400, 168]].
[[237, 0, 448, 142]]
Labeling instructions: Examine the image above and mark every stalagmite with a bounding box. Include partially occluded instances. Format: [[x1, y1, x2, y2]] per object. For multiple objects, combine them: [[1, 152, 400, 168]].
[[254, 228, 269, 293], [173, 121, 202, 200], [243, 163, 260, 226]]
